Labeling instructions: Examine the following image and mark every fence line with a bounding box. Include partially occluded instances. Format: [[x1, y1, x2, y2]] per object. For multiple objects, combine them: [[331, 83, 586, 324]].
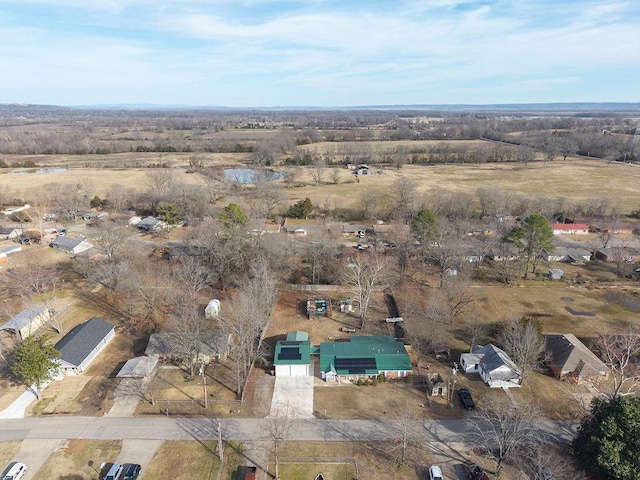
[[278, 456, 359, 479]]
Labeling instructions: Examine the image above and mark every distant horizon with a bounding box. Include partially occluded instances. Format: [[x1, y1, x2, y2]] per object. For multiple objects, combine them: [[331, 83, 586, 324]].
[[1, 1, 638, 107]]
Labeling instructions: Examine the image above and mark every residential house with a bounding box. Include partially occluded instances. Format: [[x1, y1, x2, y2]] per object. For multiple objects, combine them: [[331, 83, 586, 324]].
[[591, 223, 637, 235], [55, 317, 116, 374], [0, 306, 51, 340], [460, 344, 523, 388], [273, 331, 312, 377], [544, 333, 608, 383], [551, 223, 590, 235], [145, 332, 233, 363], [486, 244, 520, 262], [50, 236, 93, 254], [0, 226, 22, 240], [540, 247, 592, 263], [137, 216, 168, 232], [320, 335, 412, 382], [596, 246, 640, 263]]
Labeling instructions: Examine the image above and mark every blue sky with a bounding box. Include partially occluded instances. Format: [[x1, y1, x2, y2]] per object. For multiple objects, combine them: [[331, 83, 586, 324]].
[[1, 0, 639, 107]]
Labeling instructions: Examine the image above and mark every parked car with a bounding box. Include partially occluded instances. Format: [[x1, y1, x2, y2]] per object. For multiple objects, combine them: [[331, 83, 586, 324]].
[[243, 466, 257, 480], [1, 462, 27, 480], [103, 463, 124, 480], [121, 463, 141, 480], [429, 465, 444, 480], [468, 464, 490, 480], [458, 388, 476, 410]]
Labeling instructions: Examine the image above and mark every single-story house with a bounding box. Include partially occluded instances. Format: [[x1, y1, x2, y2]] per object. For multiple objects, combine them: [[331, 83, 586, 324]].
[[486, 245, 520, 261], [544, 333, 608, 383], [0, 226, 22, 240], [596, 247, 640, 264], [0, 306, 51, 340], [591, 223, 636, 235], [137, 216, 168, 231], [50, 236, 93, 254], [352, 164, 372, 175], [460, 344, 522, 388], [273, 331, 312, 377], [145, 332, 233, 363], [551, 223, 590, 235], [540, 247, 592, 263], [116, 356, 159, 379], [320, 335, 412, 382], [55, 317, 116, 374]]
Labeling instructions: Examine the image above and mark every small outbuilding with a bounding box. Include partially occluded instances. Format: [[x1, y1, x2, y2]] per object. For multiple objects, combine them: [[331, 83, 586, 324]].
[[0, 306, 51, 340], [116, 356, 159, 379], [205, 299, 221, 318], [55, 317, 115, 374], [273, 331, 312, 377], [549, 268, 564, 280]]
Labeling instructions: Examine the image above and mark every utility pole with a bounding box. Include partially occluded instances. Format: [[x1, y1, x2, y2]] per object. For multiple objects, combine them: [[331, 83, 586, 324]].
[[200, 363, 208, 408], [217, 421, 223, 462]]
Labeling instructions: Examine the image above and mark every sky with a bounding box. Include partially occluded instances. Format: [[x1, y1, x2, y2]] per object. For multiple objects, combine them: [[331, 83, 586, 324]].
[[0, 0, 639, 107]]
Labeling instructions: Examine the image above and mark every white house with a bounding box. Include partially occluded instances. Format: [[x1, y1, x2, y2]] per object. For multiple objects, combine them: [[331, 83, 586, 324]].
[[55, 317, 116, 374], [0, 226, 22, 240], [460, 344, 522, 388], [551, 223, 590, 235]]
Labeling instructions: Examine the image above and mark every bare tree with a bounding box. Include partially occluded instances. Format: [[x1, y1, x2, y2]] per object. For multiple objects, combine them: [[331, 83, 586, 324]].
[[342, 252, 390, 329], [464, 320, 489, 349], [499, 317, 546, 375], [593, 331, 640, 398], [466, 399, 547, 475], [167, 305, 208, 378], [387, 409, 422, 466], [402, 296, 448, 373], [261, 401, 297, 480], [432, 277, 475, 326], [304, 232, 339, 284], [308, 158, 326, 186]]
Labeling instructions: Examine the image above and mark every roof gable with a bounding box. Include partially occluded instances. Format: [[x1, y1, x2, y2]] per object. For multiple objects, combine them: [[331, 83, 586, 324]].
[[544, 333, 608, 375], [0, 306, 48, 331]]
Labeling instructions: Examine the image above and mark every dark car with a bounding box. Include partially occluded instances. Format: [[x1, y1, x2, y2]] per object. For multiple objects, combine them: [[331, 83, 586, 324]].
[[458, 388, 476, 410], [468, 465, 490, 480], [121, 464, 141, 480]]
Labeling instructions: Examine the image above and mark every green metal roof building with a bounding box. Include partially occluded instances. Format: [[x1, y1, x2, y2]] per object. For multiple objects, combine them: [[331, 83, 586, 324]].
[[319, 335, 412, 382], [274, 331, 311, 376]]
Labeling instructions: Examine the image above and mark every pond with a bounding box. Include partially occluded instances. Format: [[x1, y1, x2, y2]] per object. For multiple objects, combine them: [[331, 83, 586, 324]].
[[9, 167, 68, 175], [223, 168, 287, 184]]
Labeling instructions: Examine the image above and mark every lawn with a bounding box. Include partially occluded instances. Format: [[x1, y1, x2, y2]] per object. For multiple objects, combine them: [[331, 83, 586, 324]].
[[33, 439, 121, 480], [0, 441, 21, 472], [143, 440, 223, 480]]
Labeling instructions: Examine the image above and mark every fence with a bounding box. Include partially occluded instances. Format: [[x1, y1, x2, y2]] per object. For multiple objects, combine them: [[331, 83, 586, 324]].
[[278, 456, 359, 479]]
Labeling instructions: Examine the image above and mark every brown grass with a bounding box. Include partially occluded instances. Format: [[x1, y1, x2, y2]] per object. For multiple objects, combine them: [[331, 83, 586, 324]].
[[0, 441, 21, 471], [142, 440, 221, 480], [32, 440, 121, 480]]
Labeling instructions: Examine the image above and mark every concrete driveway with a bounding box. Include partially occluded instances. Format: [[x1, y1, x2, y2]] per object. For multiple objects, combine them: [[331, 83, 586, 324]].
[[8, 438, 65, 480], [116, 439, 163, 479], [270, 376, 314, 419]]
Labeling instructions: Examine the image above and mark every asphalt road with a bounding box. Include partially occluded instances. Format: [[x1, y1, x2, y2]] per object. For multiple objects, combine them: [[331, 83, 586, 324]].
[[0, 416, 579, 445]]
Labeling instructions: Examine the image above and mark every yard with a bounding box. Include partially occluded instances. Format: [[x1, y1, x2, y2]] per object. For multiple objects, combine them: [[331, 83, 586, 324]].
[[32, 439, 121, 480]]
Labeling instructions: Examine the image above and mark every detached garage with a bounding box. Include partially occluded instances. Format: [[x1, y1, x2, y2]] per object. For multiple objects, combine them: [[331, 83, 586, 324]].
[[274, 331, 311, 377], [0, 306, 51, 340]]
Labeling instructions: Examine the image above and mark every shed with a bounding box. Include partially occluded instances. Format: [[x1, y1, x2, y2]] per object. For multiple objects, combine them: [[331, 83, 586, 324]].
[[0, 306, 51, 340], [55, 317, 115, 374], [320, 335, 412, 382], [273, 331, 311, 377], [549, 268, 564, 280], [205, 299, 221, 318], [50, 236, 93, 254], [116, 356, 159, 378]]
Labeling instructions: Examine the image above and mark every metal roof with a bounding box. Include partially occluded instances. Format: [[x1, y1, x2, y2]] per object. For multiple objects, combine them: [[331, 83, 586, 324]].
[[319, 335, 411, 375], [286, 331, 309, 342], [274, 340, 311, 365], [0, 306, 48, 332]]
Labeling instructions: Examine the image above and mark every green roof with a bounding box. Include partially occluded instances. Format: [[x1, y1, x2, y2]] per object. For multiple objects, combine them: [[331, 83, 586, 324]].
[[286, 331, 309, 342], [319, 335, 411, 376], [274, 340, 311, 365]]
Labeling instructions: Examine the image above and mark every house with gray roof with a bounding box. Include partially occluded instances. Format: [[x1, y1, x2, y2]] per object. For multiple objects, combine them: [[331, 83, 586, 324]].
[[0, 226, 22, 240], [460, 344, 522, 388], [55, 317, 115, 374], [49, 236, 93, 254], [145, 332, 232, 363]]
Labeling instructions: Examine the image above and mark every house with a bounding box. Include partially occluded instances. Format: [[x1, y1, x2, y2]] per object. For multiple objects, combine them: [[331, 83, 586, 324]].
[[116, 356, 159, 379], [50, 236, 93, 254], [596, 247, 640, 263], [145, 332, 233, 363], [460, 344, 522, 388], [0, 226, 22, 240], [352, 164, 372, 175], [320, 335, 412, 382], [544, 333, 608, 383], [55, 317, 116, 374], [0, 306, 51, 340], [486, 245, 520, 261], [137, 216, 168, 232], [540, 247, 591, 263], [273, 331, 312, 377], [551, 223, 590, 235], [591, 223, 637, 235]]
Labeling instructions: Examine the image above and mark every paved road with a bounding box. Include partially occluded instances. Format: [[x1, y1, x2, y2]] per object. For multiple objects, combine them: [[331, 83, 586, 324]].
[[0, 416, 579, 445]]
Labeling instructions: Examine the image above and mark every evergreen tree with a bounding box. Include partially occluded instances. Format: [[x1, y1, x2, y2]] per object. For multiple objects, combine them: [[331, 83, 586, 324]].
[[12, 336, 60, 399]]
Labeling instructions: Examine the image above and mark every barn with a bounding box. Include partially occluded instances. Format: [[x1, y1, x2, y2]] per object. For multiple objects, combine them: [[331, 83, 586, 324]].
[[0, 306, 51, 340], [273, 331, 312, 377], [55, 317, 115, 374]]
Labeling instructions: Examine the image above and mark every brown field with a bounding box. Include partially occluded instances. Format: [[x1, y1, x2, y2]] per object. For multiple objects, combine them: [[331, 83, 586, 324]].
[[33, 439, 121, 480], [0, 441, 21, 471], [142, 440, 222, 480]]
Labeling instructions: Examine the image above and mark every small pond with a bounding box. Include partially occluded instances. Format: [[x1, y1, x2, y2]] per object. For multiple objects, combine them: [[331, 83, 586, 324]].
[[223, 168, 287, 184], [9, 167, 68, 175]]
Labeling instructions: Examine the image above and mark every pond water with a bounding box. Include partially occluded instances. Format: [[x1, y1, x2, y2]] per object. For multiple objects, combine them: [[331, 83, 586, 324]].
[[9, 167, 68, 175], [223, 168, 287, 184]]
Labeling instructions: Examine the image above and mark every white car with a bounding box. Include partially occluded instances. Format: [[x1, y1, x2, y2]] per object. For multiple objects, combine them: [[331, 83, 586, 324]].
[[1, 462, 27, 480], [429, 465, 443, 480]]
